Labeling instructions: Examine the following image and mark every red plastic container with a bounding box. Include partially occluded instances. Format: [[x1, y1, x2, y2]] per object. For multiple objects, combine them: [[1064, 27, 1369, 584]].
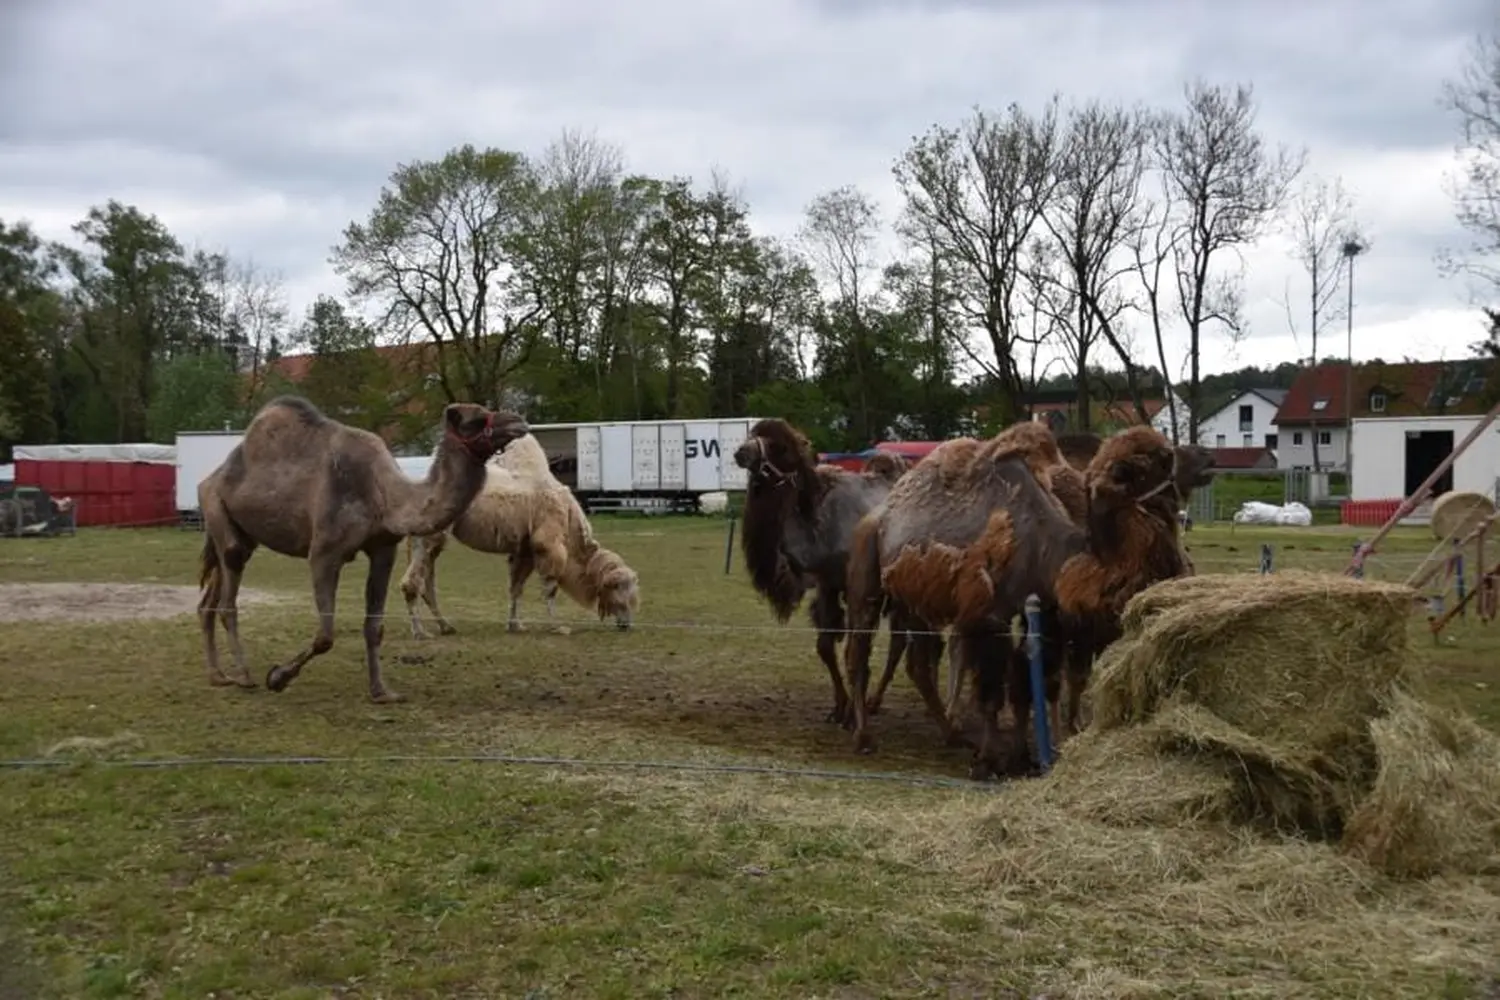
[[15, 459, 176, 527], [1340, 498, 1403, 528]]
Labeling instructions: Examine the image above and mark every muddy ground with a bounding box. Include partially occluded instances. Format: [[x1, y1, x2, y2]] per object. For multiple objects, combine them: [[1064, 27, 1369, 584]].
[[0, 582, 285, 624]]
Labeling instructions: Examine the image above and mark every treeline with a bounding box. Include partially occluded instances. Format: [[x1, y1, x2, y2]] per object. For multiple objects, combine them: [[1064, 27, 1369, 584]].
[[4, 58, 1500, 460]]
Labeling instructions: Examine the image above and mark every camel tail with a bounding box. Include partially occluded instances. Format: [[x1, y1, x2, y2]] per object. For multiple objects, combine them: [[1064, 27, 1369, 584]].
[[197, 535, 220, 611], [845, 513, 886, 622]]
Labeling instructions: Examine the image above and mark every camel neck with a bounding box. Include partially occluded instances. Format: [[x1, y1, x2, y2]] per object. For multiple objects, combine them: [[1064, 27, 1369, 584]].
[[387, 442, 487, 537]]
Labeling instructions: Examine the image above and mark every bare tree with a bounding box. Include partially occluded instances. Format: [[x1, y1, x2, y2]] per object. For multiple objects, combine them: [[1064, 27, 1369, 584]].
[[894, 99, 1064, 422], [1157, 80, 1305, 442], [799, 184, 883, 435], [1282, 174, 1359, 470], [1441, 26, 1500, 294], [1126, 167, 1187, 443], [1036, 99, 1152, 430]]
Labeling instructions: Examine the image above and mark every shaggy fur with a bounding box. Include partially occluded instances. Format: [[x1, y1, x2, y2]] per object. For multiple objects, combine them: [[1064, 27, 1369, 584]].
[[197, 395, 529, 703], [844, 423, 1189, 778], [399, 433, 640, 636], [733, 420, 911, 724]]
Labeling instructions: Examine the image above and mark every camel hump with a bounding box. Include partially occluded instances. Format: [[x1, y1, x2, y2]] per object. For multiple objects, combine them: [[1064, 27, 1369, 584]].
[[860, 452, 908, 483]]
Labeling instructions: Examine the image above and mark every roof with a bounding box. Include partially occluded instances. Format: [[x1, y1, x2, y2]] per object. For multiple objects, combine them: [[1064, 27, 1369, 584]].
[[262, 340, 435, 382], [1200, 387, 1288, 423], [1275, 360, 1496, 425], [1208, 446, 1277, 470]]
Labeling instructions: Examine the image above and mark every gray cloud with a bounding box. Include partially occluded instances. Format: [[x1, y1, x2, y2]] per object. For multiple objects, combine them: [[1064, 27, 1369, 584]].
[[0, 0, 1490, 369]]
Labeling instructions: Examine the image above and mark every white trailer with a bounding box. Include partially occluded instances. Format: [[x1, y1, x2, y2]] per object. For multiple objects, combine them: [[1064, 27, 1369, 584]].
[[529, 418, 761, 511], [174, 430, 244, 518]]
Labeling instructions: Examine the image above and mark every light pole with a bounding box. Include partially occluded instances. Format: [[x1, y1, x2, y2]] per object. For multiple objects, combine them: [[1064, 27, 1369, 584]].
[[1342, 237, 1366, 493]]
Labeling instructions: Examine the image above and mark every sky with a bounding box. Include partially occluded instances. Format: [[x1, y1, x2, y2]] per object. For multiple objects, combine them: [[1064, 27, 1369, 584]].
[[1, 0, 1495, 382]]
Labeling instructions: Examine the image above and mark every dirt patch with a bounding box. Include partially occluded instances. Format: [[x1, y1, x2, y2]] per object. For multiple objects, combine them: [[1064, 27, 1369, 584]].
[[0, 582, 286, 624]]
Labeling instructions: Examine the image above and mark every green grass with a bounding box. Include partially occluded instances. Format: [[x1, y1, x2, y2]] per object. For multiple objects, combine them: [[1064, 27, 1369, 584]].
[[2, 518, 1498, 998]]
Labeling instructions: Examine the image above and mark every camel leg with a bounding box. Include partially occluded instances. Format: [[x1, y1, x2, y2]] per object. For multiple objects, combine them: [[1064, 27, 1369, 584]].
[[401, 533, 456, 639], [904, 630, 969, 748], [529, 525, 573, 636], [507, 551, 536, 633], [943, 631, 966, 724], [865, 607, 909, 716], [963, 627, 1013, 781], [216, 542, 256, 689], [1062, 637, 1095, 737], [265, 549, 342, 694], [198, 540, 229, 688], [812, 586, 851, 725], [362, 543, 403, 704]]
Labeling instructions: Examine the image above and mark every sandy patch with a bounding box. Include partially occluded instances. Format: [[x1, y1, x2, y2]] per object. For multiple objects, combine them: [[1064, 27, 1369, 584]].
[[0, 582, 287, 624]]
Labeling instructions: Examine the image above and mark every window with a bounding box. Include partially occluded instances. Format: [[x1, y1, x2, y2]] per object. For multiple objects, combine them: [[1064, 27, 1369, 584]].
[[1265, 434, 1279, 449], [1215, 434, 1226, 447], [1293, 432, 1304, 446], [1242, 434, 1252, 446], [1238, 404, 1253, 431], [1318, 430, 1332, 446], [1369, 391, 1386, 413], [1312, 398, 1329, 412]]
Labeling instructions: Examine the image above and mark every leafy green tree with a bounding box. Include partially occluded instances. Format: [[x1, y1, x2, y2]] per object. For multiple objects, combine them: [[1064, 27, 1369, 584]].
[[145, 350, 244, 441]]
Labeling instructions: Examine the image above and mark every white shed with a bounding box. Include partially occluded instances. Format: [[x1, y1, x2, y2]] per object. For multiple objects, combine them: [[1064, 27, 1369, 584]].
[[1349, 415, 1500, 502]]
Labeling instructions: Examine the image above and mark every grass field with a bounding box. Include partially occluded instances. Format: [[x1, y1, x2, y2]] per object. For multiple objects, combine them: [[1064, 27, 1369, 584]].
[[2, 516, 1498, 999]]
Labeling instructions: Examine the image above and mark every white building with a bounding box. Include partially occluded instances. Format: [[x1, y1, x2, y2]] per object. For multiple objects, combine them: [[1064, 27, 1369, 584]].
[[1197, 388, 1286, 451], [1349, 414, 1500, 502]]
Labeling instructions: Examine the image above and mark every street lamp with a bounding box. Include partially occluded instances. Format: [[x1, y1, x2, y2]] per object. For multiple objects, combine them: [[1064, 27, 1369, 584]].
[[1341, 236, 1367, 492]]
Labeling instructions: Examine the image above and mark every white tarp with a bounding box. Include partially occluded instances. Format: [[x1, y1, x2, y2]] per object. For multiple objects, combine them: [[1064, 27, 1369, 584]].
[[0, 463, 13, 483], [394, 455, 432, 481], [13, 443, 177, 464], [1232, 500, 1314, 527]]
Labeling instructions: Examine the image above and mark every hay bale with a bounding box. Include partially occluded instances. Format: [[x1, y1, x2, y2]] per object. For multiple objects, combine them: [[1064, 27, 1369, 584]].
[[1090, 572, 1415, 762], [1047, 725, 1239, 827], [1342, 691, 1500, 877], [1430, 490, 1496, 542]]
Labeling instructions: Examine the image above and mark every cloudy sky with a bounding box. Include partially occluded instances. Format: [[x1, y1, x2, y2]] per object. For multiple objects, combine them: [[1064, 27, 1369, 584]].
[[1, 0, 1494, 380]]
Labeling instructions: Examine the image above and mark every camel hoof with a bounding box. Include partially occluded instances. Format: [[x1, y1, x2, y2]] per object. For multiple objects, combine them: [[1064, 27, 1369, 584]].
[[208, 673, 238, 688], [507, 621, 526, 634], [552, 625, 573, 636], [371, 690, 406, 705], [234, 674, 257, 691], [864, 699, 883, 716], [265, 667, 289, 693], [967, 759, 998, 782], [438, 623, 458, 636], [410, 627, 429, 640], [853, 732, 875, 755]]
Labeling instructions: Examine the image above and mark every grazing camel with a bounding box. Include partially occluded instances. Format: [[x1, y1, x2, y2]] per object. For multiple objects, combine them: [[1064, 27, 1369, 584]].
[[399, 433, 640, 637], [196, 396, 529, 703], [732, 420, 911, 725], [844, 424, 1190, 779]]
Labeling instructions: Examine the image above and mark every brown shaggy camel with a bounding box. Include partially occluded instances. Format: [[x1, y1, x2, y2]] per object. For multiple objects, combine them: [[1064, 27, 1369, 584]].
[[844, 424, 1190, 778], [196, 395, 529, 703], [942, 427, 1217, 738], [399, 432, 640, 636], [732, 420, 910, 725]]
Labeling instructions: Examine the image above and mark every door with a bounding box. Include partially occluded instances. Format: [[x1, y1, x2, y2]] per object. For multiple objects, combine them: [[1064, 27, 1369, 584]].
[[631, 424, 661, 490], [576, 426, 602, 491], [1404, 429, 1454, 498]]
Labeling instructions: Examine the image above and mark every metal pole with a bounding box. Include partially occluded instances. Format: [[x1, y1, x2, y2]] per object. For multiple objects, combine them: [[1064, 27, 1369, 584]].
[[1342, 239, 1365, 495], [1024, 594, 1053, 773], [723, 514, 737, 575]]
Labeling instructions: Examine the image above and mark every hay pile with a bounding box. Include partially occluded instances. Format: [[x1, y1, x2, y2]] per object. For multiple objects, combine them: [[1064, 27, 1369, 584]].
[[1046, 570, 1500, 877]]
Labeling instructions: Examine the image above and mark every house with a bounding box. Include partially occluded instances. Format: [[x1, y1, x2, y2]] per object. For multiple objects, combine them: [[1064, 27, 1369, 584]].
[[1197, 388, 1287, 452], [1023, 388, 1192, 441], [1276, 358, 1496, 483], [1207, 446, 1279, 471], [1276, 360, 1497, 474]]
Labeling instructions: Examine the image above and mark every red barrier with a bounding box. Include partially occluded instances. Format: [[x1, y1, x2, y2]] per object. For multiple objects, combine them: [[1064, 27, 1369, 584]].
[[1341, 499, 1403, 528]]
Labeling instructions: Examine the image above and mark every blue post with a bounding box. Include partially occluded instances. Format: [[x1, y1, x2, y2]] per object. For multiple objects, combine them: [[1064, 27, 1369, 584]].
[[1260, 543, 1274, 575], [1455, 550, 1467, 616], [1024, 594, 1053, 773]]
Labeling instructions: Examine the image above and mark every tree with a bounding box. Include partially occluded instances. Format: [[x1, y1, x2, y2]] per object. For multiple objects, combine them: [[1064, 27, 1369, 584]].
[[800, 185, 883, 438], [299, 295, 393, 425], [1283, 174, 1359, 469], [895, 99, 1063, 423], [0, 220, 61, 454], [1156, 81, 1304, 442], [145, 350, 244, 442], [1036, 100, 1152, 430], [332, 145, 546, 408], [1442, 26, 1500, 292]]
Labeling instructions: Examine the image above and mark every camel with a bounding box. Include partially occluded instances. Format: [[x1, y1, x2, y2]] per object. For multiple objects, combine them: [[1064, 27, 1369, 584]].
[[196, 395, 529, 703], [399, 433, 640, 637], [941, 426, 1217, 737], [844, 424, 1190, 779], [732, 420, 911, 725]]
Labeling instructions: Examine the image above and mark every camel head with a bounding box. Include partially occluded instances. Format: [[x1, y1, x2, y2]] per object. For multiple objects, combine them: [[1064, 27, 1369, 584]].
[[1174, 443, 1217, 493], [1086, 426, 1180, 518], [443, 403, 529, 462], [860, 451, 908, 484], [734, 418, 817, 491], [587, 549, 640, 631]]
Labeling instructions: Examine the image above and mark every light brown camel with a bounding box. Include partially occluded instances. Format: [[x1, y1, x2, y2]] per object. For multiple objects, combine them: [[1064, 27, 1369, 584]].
[[731, 420, 911, 725], [196, 396, 529, 703], [844, 424, 1190, 778], [399, 432, 640, 637]]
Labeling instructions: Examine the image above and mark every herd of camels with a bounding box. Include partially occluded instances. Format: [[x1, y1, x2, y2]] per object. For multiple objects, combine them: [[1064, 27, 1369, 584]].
[[194, 394, 1213, 779]]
